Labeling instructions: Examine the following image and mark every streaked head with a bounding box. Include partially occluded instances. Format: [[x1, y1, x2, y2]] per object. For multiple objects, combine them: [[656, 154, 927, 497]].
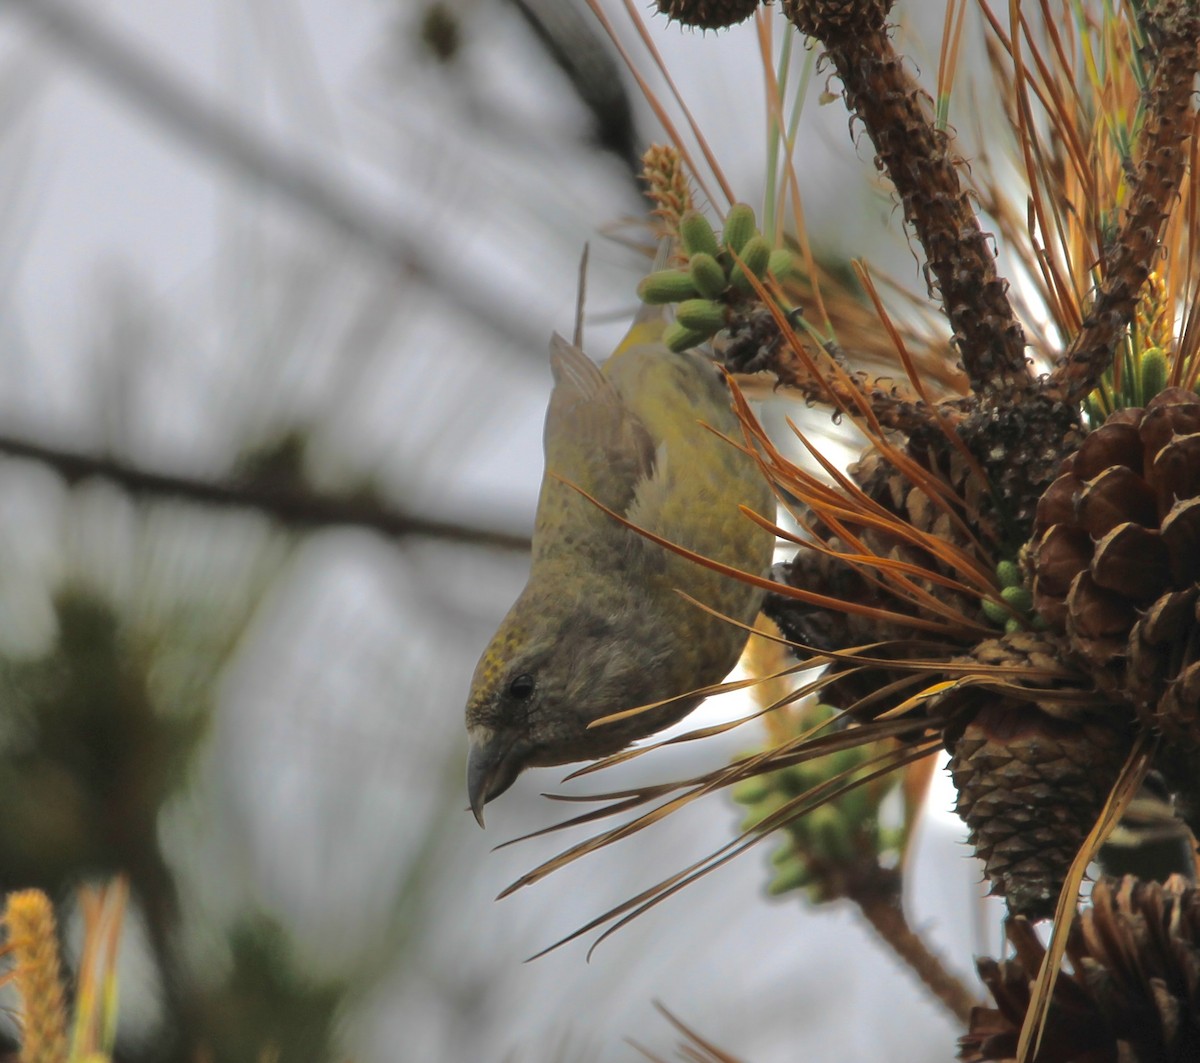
[[464, 592, 682, 826]]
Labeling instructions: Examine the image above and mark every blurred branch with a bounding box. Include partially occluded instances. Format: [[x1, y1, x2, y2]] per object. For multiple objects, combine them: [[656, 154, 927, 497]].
[[0, 433, 531, 551], [853, 886, 978, 1025], [504, 0, 639, 174], [3, 0, 541, 355]]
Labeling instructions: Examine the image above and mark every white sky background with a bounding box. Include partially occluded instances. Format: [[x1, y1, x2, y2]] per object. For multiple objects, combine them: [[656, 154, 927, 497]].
[[0, 1, 1008, 1060]]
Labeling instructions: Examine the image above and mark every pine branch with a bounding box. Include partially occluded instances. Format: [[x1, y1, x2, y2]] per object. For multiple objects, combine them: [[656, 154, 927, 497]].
[[0, 433, 530, 551], [1048, 0, 1200, 406], [851, 875, 978, 1025], [781, 0, 1031, 397]]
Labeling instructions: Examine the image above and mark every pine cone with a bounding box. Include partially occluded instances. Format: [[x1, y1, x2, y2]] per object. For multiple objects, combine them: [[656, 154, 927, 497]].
[[782, 0, 892, 38], [768, 439, 985, 644], [1030, 388, 1200, 748], [937, 632, 1132, 920], [851, 439, 991, 569], [766, 438, 984, 713], [1129, 586, 1200, 751], [961, 876, 1200, 1062], [656, 0, 761, 29]]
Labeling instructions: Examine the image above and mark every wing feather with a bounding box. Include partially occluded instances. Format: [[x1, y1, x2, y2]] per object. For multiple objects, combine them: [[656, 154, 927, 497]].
[[535, 334, 656, 563]]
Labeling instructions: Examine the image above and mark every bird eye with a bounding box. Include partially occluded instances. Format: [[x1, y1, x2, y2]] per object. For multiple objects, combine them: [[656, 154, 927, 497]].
[[507, 673, 536, 701]]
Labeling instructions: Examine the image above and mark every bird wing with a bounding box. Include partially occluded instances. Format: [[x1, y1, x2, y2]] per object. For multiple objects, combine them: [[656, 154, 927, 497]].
[[607, 344, 762, 552], [533, 333, 656, 564]]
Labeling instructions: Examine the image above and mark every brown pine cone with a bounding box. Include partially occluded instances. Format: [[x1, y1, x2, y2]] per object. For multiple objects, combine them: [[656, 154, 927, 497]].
[[961, 876, 1200, 1062], [937, 632, 1132, 919], [766, 438, 985, 714], [1030, 388, 1200, 747], [656, 0, 761, 29]]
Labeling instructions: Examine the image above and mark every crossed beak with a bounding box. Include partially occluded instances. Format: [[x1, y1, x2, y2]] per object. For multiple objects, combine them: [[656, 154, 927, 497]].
[[466, 728, 530, 828]]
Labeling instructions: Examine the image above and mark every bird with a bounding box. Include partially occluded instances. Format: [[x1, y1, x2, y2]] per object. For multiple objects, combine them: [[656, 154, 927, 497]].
[[464, 293, 776, 826]]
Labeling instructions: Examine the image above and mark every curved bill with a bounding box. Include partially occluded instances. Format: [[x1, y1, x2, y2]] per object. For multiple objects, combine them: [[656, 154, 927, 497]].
[[466, 731, 530, 828]]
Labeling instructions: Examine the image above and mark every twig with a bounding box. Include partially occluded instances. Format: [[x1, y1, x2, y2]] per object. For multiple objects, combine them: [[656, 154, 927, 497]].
[[760, 362, 947, 436], [0, 432, 531, 551], [1048, 1, 1200, 405], [723, 308, 961, 435], [782, 0, 1031, 396], [854, 889, 978, 1025], [782, 856, 978, 1025]]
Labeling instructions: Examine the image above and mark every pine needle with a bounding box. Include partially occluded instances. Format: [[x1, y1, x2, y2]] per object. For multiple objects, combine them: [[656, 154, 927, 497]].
[[1015, 731, 1153, 1063]]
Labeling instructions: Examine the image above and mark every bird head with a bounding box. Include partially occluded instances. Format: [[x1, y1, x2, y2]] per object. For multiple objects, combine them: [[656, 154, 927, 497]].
[[464, 587, 683, 827]]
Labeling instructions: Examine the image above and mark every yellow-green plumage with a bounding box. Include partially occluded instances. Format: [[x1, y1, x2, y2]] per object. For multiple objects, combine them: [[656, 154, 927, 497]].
[[465, 311, 775, 825]]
